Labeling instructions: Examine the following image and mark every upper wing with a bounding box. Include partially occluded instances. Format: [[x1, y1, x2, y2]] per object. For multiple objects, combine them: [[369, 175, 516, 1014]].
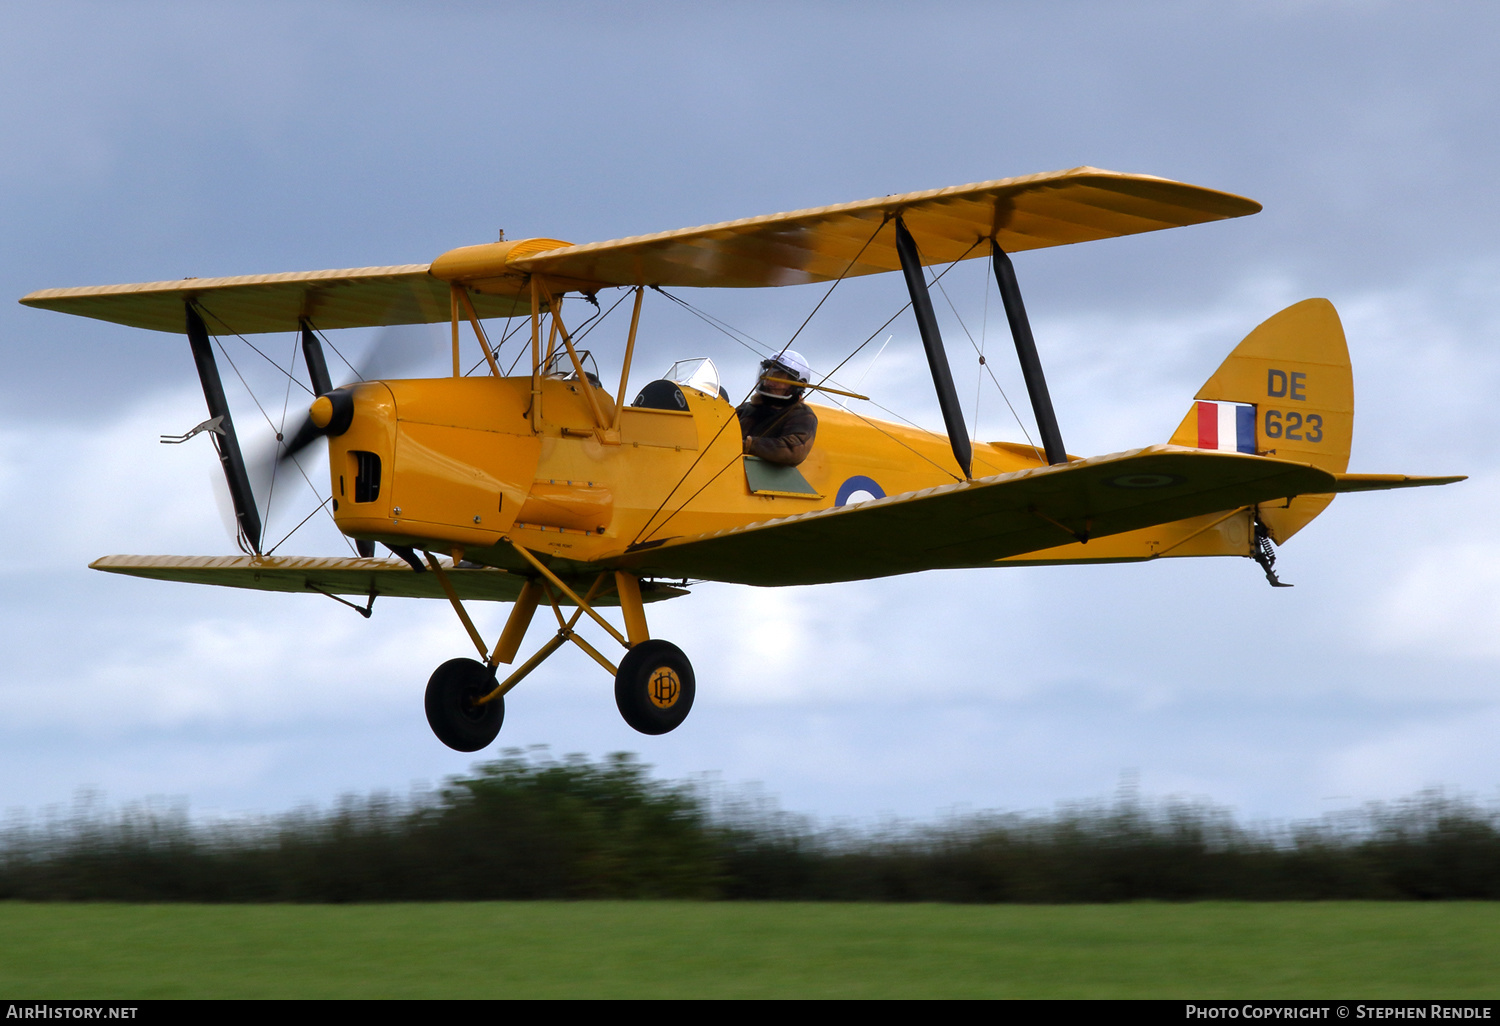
[[19, 264, 532, 335], [22, 169, 1256, 332], [615, 446, 1335, 586], [90, 554, 687, 604], [497, 167, 1260, 289]]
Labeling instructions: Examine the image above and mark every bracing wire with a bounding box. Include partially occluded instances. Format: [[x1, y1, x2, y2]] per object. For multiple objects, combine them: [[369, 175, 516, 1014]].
[[814, 238, 979, 386], [933, 270, 1041, 461], [974, 263, 988, 444], [633, 234, 1011, 541], [210, 331, 340, 544], [651, 288, 774, 360], [195, 303, 353, 555], [262, 329, 300, 529], [266, 496, 334, 556], [465, 310, 538, 377], [631, 218, 890, 545], [197, 306, 315, 397]]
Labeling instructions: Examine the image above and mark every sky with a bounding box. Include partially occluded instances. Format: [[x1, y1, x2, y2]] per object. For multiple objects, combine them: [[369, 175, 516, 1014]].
[[2, 0, 1498, 825]]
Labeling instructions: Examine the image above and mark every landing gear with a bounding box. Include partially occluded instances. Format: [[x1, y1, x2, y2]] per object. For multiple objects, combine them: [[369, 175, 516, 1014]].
[[422, 548, 696, 743], [424, 658, 505, 752], [615, 639, 695, 735]]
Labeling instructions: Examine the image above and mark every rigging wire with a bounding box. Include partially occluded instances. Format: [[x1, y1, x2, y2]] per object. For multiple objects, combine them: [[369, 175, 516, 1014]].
[[813, 238, 978, 387], [195, 304, 352, 555], [266, 496, 335, 556], [631, 218, 889, 545], [650, 287, 774, 360], [932, 270, 1042, 462], [651, 284, 938, 438], [854, 335, 894, 388], [197, 306, 315, 397], [262, 329, 300, 531], [318, 328, 363, 381], [772, 215, 889, 362], [975, 264, 988, 443], [640, 228, 1054, 542], [635, 236, 1004, 541], [465, 311, 527, 377], [210, 331, 339, 543]]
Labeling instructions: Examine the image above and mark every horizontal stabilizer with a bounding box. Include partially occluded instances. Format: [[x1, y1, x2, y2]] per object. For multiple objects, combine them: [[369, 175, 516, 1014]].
[[616, 445, 1335, 586], [90, 554, 687, 605], [1330, 473, 1467, 493]]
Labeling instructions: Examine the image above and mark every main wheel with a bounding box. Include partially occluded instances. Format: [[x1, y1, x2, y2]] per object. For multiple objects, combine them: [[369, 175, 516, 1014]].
[[424, 658, 504, 752], [614, 640, 695, 735]]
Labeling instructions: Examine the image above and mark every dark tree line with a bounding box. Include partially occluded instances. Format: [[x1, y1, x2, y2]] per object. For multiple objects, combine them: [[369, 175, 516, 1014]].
[[3, 752, 1498, 902]]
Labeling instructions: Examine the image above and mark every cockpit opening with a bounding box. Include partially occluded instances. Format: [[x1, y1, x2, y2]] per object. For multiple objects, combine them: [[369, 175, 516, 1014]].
[[543, 348, 602, 389], [631, 357, 731, 410]]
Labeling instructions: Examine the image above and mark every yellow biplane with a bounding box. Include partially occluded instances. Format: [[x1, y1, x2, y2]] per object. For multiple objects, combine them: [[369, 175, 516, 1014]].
[[20, 167, 1462, 751]]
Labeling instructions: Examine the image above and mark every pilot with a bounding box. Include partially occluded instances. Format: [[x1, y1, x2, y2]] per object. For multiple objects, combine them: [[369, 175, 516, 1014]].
[[738, 350, 817, 466]]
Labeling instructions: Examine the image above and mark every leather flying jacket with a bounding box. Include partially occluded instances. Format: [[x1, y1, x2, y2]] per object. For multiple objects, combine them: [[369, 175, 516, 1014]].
[[736, 396, 818, 466]]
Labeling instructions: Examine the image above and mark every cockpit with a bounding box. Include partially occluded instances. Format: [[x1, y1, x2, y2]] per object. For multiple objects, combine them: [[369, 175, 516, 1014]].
[[542, 348, 603, 389], [632, 357, 730, 410]]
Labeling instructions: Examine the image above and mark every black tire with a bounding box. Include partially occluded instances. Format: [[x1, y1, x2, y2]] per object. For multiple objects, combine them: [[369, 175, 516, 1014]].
[[614, 640, 695, 735], [424, 658, 504, 752]]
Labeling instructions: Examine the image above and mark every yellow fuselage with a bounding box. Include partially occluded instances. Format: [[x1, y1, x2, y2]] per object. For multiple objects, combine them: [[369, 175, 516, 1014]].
[[327, 374, 1044, 575]]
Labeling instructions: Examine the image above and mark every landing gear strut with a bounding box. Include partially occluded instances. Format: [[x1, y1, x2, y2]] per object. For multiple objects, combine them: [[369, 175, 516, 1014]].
[[419, 544, 695, 750]]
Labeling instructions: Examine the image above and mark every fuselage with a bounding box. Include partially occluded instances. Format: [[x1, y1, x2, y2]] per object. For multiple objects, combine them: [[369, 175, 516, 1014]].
[[326, 373, 1049, 576]]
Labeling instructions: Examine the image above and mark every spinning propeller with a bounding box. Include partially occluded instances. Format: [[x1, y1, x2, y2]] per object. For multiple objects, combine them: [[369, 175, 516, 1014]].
[[276, 320, 443, 465], [247, 321, 445, 556]]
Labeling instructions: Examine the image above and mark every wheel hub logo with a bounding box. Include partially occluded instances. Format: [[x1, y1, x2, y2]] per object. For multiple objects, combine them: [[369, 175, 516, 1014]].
[[649, 667, 681, 708]]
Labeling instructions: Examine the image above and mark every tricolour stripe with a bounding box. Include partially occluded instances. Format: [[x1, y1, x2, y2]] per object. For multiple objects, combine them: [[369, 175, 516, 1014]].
[[1196, 401, 1218, 450], [1194, 400, 1256, 453], [1217, 402, 1238, 453], [1235, 403, 1256, 453]]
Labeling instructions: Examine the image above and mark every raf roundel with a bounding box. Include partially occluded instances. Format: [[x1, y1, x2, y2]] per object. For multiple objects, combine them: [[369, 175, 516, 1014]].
[[836, 476, 886, 507]]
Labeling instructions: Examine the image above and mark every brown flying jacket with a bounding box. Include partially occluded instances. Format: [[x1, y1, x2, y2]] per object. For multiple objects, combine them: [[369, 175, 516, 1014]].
[[736, 396, 818, 466]]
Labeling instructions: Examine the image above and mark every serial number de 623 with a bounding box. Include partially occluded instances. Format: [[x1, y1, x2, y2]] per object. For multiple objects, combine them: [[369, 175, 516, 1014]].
[[1264, 368, 1321, 443]]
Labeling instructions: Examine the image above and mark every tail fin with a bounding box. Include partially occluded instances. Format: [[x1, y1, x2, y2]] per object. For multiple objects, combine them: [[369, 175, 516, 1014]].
[[1169, 298, 1352, 543]]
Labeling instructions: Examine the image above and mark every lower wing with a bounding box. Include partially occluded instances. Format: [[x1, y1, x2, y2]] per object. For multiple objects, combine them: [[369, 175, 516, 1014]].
[[615, 446, 1460, 586], [90, 554, 687, 604]]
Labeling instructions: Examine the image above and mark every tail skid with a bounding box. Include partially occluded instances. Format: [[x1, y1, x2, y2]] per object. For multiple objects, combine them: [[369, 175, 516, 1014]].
[[1252, 519, 1293, 587]]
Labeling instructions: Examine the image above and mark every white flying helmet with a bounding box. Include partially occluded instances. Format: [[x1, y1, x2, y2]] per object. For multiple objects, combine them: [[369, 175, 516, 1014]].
[[755, 349, 812, 400]]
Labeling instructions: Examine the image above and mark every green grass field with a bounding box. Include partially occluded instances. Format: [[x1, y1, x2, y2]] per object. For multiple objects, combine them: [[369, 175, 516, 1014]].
[[1, 902, 1497, 999]]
